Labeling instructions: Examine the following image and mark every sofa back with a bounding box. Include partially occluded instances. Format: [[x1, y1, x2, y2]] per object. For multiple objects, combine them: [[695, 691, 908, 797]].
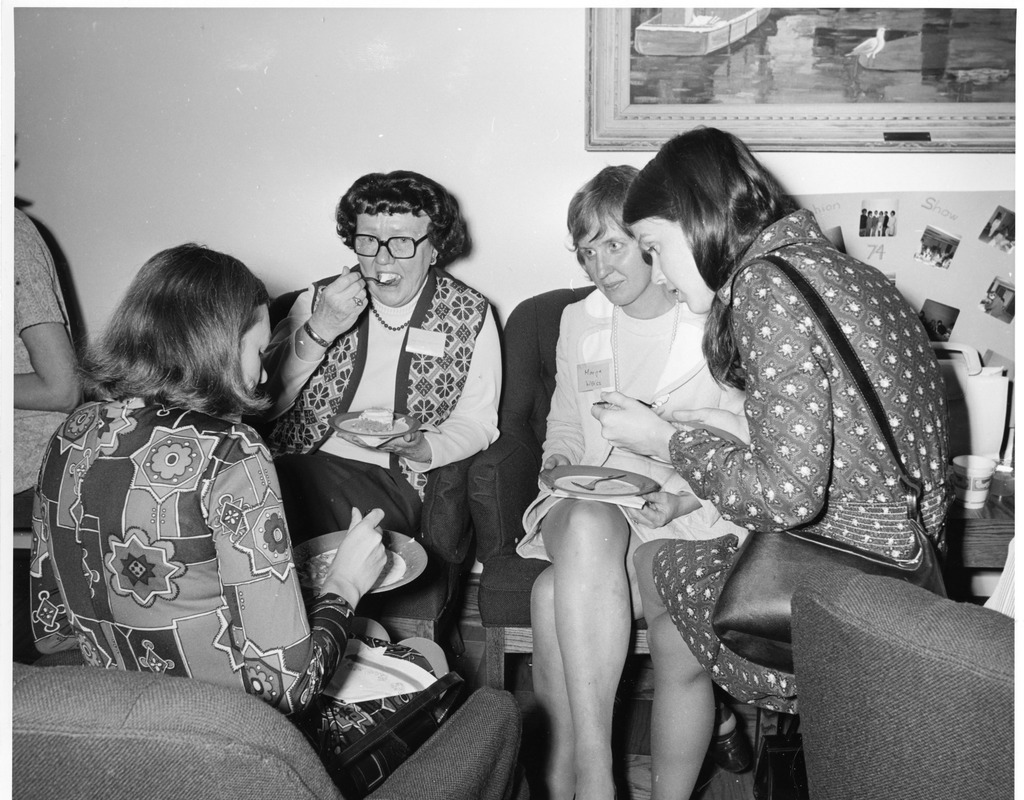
[[499, 286, 594, 452]]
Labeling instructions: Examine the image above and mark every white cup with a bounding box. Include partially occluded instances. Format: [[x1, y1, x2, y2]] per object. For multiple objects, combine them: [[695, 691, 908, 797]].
[[952, 455, 997, 508]]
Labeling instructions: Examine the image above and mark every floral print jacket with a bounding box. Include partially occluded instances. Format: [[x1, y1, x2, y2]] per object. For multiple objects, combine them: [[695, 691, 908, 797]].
[[30, 399, 350, 716], [669, 211, 952, 558]]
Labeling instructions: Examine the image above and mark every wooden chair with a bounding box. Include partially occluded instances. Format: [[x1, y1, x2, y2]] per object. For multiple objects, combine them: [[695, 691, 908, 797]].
[[465, 286, 660, 689], [482, 621, 648, 691], [941, 495, 1015, 600]]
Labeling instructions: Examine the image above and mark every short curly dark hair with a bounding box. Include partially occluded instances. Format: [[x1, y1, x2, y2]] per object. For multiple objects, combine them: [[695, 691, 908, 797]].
[[335, 170, 471, 268]]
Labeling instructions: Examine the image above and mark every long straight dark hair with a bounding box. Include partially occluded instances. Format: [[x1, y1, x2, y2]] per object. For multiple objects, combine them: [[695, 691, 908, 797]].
[[82, 243, 270, 418], [623, 127, 796, 389]]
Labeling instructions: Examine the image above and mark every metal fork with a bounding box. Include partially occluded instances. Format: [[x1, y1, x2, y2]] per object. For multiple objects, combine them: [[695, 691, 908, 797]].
[[570, 473, 626, 491]]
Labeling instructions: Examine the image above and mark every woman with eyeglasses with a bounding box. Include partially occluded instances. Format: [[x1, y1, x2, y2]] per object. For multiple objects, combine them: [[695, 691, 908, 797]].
[[261, 170, 500, 546]]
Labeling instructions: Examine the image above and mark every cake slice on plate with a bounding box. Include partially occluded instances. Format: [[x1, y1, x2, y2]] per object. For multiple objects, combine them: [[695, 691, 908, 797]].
[[356, 407, 395, 433]]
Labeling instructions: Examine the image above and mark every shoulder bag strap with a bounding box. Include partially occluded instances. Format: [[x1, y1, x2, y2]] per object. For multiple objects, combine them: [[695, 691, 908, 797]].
[[758, 254, 923, 521]]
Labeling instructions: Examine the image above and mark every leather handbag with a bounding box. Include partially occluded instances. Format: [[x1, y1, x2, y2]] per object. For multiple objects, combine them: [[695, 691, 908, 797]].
[[307, 670, 466, 798], [711, 255, 946, 674]]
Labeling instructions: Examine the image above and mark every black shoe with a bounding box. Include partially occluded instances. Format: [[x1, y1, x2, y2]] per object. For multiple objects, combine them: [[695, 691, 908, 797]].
[[711, 725, 752, 773]]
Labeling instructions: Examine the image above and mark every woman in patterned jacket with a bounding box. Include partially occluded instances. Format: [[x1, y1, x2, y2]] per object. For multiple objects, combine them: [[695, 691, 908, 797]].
[[30, 243, 390, 780], [593, 128, 951, 799]]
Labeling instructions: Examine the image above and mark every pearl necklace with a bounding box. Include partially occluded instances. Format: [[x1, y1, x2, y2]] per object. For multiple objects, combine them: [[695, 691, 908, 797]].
[[611, 303, 680, 393], [370, 303, 411, 332]]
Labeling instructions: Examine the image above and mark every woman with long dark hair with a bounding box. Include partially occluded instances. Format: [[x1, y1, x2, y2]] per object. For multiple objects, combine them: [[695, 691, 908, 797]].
[[593, 128, 951, 798]]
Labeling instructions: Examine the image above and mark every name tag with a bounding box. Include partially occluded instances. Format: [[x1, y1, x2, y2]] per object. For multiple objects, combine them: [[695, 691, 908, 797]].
[[578, 359, 612, 392], [406, 328, 447, 357]]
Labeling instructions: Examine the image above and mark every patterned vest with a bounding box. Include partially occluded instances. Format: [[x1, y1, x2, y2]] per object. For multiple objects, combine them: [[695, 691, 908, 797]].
[[267, 269, 490, 498]]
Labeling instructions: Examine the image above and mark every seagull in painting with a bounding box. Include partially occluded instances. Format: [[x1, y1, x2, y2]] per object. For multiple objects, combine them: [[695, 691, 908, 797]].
[[848, 26, 887, 65]]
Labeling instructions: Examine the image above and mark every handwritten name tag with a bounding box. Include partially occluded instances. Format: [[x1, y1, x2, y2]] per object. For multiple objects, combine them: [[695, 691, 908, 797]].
[[578, 359, 612, 392], [406, 327, 447, 357]]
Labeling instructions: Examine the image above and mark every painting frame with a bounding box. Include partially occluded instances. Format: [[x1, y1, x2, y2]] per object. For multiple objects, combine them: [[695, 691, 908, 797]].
[[586, 8, 1015, 152]]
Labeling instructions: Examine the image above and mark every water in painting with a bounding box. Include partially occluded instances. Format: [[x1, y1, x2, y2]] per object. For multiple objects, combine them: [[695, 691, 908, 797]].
[[629, 7, 1015, 105]]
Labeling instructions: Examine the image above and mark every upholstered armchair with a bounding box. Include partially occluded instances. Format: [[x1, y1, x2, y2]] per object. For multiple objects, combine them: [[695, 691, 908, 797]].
[[792, 570, 1014, 800], [13, 660, 527, 800]]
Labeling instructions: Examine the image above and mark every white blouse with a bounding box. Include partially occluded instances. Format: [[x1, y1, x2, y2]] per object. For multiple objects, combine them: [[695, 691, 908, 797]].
[[262, 278, 500, 473]]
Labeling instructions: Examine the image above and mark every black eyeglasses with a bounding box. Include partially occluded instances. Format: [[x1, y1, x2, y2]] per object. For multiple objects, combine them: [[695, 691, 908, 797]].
[[353, 233, 430, 259]]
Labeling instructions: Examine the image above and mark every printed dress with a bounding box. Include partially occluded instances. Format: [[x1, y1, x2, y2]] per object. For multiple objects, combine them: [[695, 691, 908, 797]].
[[652, 211, 952, 712], [30, 399, 351, 714], [30, 397, 442, 788]]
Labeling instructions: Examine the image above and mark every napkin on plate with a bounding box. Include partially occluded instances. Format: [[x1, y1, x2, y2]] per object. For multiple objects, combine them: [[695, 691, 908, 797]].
[[323, 638, 438, 703], [549, 489, 647, 509]]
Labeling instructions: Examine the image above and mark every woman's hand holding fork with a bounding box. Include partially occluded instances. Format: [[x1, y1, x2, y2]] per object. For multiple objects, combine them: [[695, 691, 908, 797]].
[[591, 391, 676, 462]]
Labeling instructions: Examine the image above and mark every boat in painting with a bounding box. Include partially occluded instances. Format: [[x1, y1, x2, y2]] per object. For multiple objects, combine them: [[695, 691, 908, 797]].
[[634, 8, 772, 57]]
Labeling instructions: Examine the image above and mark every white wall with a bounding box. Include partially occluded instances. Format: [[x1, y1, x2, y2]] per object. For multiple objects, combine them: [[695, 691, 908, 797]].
[[12, 7, 1015, 337]]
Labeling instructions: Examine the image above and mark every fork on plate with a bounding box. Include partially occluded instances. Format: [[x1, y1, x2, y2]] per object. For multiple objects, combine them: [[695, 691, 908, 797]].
[[570, 473, 626, 491]]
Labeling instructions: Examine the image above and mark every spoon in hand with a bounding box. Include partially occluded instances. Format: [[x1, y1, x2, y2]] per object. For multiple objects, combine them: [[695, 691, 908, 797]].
[[358, 269, 399, 286]]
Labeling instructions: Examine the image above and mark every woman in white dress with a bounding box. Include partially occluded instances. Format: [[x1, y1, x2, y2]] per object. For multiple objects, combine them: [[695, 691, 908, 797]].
[[517, 166, 748, 800]]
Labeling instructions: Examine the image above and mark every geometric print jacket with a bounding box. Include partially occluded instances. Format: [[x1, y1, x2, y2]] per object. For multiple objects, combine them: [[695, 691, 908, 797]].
[[267, 268, 490, 499], [30, 399, 350, 716]]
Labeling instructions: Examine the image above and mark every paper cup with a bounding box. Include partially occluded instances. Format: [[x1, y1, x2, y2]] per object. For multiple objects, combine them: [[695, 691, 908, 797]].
[[952, 455, 997, 508]]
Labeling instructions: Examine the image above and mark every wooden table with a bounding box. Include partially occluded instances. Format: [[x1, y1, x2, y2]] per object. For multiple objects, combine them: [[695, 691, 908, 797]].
[[943, 493, 1014, 600]]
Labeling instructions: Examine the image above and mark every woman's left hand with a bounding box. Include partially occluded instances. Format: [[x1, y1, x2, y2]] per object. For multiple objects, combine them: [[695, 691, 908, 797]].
[[331, 430, 431, 463], [626, 491, 704, 529], [377, 430, 432, 464], [591, 390, 677, 462]]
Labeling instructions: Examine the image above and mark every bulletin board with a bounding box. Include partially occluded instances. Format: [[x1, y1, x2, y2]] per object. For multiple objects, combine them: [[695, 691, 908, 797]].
[[799, 190, 1015, 380]]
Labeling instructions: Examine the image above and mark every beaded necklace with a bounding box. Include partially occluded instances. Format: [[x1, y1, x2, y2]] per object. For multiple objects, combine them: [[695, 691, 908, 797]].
[[370, 303, 411, 332], [611, 302, 680, 393]]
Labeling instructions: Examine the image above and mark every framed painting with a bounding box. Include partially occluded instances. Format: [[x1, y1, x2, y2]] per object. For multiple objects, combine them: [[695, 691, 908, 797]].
[[586, 7, 1015, 152]]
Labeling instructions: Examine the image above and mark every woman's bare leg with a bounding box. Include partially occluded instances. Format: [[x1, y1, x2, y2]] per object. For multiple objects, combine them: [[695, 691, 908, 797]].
[[531, 566, 576, 800], [531, 499, 634, 800], [634, 541, 715, 800]]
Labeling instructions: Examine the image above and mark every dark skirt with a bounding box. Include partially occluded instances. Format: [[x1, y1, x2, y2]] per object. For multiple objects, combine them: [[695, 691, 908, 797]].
[[275, 452, 422, 546], [652, 535, 799, 713]]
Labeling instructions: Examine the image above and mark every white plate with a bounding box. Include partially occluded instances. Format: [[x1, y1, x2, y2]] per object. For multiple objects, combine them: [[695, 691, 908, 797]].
[[330, 411, 420, 440], [539, 465, 660, 498], [294, 530, 427, 594]]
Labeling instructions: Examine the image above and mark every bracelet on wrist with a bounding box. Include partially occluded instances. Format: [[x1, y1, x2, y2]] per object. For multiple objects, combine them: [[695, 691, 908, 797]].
[[302, 320, 332, 348]]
